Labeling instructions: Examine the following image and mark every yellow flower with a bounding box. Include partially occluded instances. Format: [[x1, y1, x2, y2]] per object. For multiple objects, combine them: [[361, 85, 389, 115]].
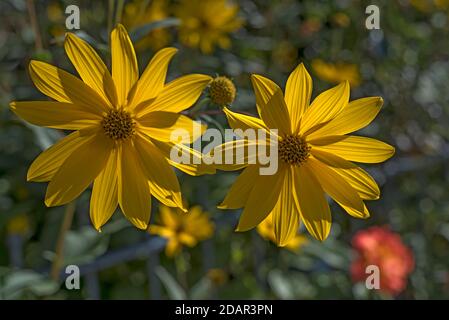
[[209, 76, 236, 106], [217, 63, 394, 244], [257, 213, 307, 252], [123, 0, 171, 51], [47, 1, 65, 41], [10, 24, 213, 231], [331, 12, 350, 28], [7, 214, 30, 236], [174, 0, 243, 54], [149, 205, 215, 257], [206, 268, 229, 286], [47, 1, 63, 22], [272, 41, 298, 72], [311, 59, 361, 87]]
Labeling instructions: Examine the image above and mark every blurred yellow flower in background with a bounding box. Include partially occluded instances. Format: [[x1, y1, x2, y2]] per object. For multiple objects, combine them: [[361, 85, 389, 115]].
[[7, 214, 30, 236], [10, 24, 213, 231], [331, 12, 351, 28], [149, 205, 215, 257], [174, 0, 243, 54], [123, 0, 171, 51], [257, 213, 308, 252], [206, 268, 229, 286], [272, 41, 298, 72], [312, 59, 361, 87], [409, 0, 449, 12], [47, 1, 65, 42], [217, 63, 394, 244]]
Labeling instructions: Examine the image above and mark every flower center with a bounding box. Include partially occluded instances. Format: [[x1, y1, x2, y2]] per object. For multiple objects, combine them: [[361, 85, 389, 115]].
[[101, 109, 135, 140], [209, 76, 236, 106], [278, 135, 311, 165]]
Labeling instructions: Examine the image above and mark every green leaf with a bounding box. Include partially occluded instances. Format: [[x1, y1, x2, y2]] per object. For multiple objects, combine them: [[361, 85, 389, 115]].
[[0, 270, 58, 299]]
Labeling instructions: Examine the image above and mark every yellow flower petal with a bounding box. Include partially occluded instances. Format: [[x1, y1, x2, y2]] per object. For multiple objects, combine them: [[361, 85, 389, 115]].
[[129, 47, 178, 109], [29, 60, 107, 115], [249, 74, 279, 116], [27, 131, 84, 182], [223, 107, 268, 132], [136, 74, 212, 116], [118, 141, 152, 229], [149, 225, 175, 238], [134, 134, 184, 210], [337, 201, 370, 219], [251, 75, 291, 133], [10, 101, 100, 130], [45, 132, 112, 206], [218, 165, 258, 209], [138, 111, 206, 143], [165, 239, 181, 257], [271, 166, 300, 246], [179, 232, 198, 247], [300, 81, 349, 135], [285, 235, 308, 252], [236, 165, 286, 232], [159, 205, 179, 229], [284, 63, 312, 131], [307, 157, 364, 213], [310, 149, 380, 200], [309, 135, 395, 164], [90, 147, 119, 230], [294, 164, 331, 241], [307, 97, 383, 140], [212, 139, 263, 171], [111, 24, 138, 106], [64, 33, 118, 107], [151, 140, 216, 176]]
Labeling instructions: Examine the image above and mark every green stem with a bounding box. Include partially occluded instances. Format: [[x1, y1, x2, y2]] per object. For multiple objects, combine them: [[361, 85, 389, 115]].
[[190, 97, 211, 118], [50, 201, 77, 281], [26, 0, 43, 52], [107, 0, 115, 39], [174, 250, 189, 295], [115, 0, 125, 25]]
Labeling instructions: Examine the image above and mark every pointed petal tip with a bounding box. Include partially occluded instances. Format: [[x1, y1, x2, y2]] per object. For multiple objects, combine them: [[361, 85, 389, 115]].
[[377, 97, 384, 108], [132, 221, 149, 230], [26, 172, 34, 182], [315, 231, 330, 242], [64, 32, 74, 41], [92, 224, 102, 232], [115, 23, 126, 31], [296, 62, 306, 70], [44, 197, 55, 208]]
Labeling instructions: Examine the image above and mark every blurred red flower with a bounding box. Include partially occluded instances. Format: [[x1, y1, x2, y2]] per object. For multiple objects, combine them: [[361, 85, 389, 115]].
[[351, 226, 414, 296]]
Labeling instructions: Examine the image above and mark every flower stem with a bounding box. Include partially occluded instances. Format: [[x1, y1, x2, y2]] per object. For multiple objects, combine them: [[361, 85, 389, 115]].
[[26, 0, 43, 52], [107, 0, 115, 39], [189, 97, 211, 118], [115, 0, 125, 25], [174, 250, 189, 294], [50, 201, 77, 281]]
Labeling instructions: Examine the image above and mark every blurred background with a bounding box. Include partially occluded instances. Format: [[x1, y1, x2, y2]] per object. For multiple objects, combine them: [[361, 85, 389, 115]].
[[1, 0, 449, 300]]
